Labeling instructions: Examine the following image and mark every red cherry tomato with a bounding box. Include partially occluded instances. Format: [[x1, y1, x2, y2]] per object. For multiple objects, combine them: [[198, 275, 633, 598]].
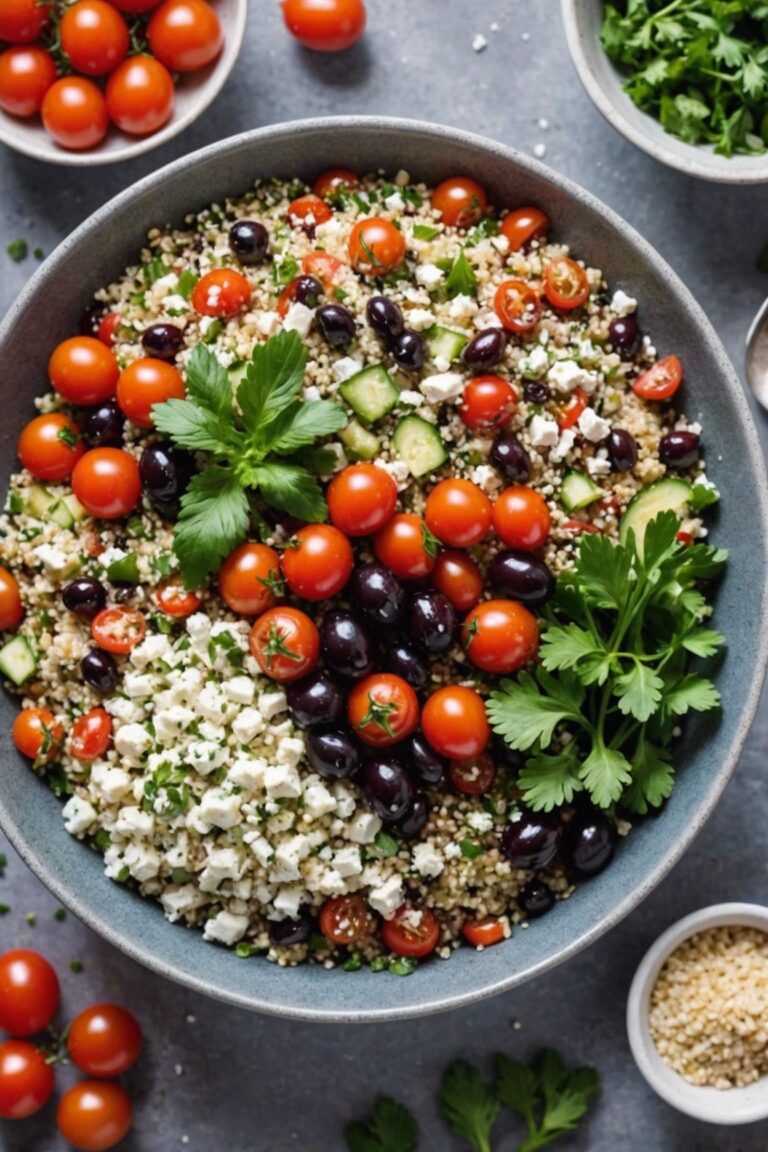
[[327, 463, 397, 536], [0, 949, 60, 1036], [349, 217, 406, 275], [192, 268, 253, 317], [319, 894, 375, 945], [543, 256, 590, 311], [105, 55, 174, 136], [0, 0, 51, 44], [313, 168, 358, 198], [463, 918, 506, 948], [492, 486, 551, 550], [12, 708, 63, 761], [460, 374, 517, 432], [631, 355, 683, 401], [147, 0, 223, 72], [41, 77, 108, 151], [70, 708, 113, 762], [49, 336, 120, 406], [60, 1, 130, 77], [218, 542, 281, 616], [381, 903, 440, 958], [67, 1004, 142, 1078], [0, 1041, 55, 1120], [17, 413, 84, 482], [494, 279, 542, 334], [153, 580, 201, 618], [448, 752, 497, 795], [287, 194, 333, 228], [0, 567, 24, 632], [116, 357, 185, 428], [431, 550, 483, 612], [281, 524, 353, 601], [72, 448, 141, 520], [562, 518, 601, 535], [110, 0, 158, 11], [0, 46, 57, 117], [347, 673, 419, 747], [302, 250, 344, 287], [373, 513, 437, 581], [462, 599, 539, 674], [97, 313, 120, 347], [57, 1080, 133, 1152], [421, 685, 489, 761], [425, 478, 492, 548], [249, 606, 320, 682], [430, 177, 488, 229], [500, 206, 550, 251], [91, 607, 147, 654], [282, 0, 367, 52], [557, 387, 588, 430]]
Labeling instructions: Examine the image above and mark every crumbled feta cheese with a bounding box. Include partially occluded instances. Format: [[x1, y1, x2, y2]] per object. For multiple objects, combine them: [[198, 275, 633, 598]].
[[124, 842, 161, 882], [276, 736, 304, 771], [198, 788, 243, 830], [491, 235, 510, 254], [551, 429, 577, 462], [610, 289, 637, 317], [203, 910, 249, 946], [273, 886, 304, 919], [161, 885, 204, 922], [415, 263, 444, 289], [547, 359, 598, 395], [467, 811, 494, 834], [114, 723, 151, 762], [255, 310, 280, 336], [187, 740, 227, 776], [448, 294, 478, 322], [412, 842, 445, 878], [420, 372, 465, 405], [384, 191, 405, 211], [104, 697, 145, 724], [578, 408, 611, 443], [332, 357, 362, 382], [529, 414, 560, 449], [346, 810, 383, 844], [90, 763, 131, 804], [130, 634, 171, 669], [32, 544, 75, 576], [333, 845, 363, 878], [332, 783, 357, 819], [222, 676, 255, 705], [228, 756, 267, 792], [368, 875, 405, 919], [113, 806, 154, 838], [264, 763, 302, 800], [258, 690, 288, 720], [283, 302, 315, 337], [407, 308, 435, 331], [123, 672, 154, 699], [247, 835, 274, 867], [399, 389, 423, 407], [521, 345, 549, 378], [444, 841, 462, 860], [62, 796, 97, 836], [154, 705, 195, 743], [586, 455, 612, 477], [231, 707, 266, 744], [472, 33, 488, 52], [303, 781, 336, 818]]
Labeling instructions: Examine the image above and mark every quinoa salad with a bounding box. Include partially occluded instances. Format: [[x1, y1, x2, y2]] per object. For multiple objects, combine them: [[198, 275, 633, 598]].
[[0, 169, 726, 973]]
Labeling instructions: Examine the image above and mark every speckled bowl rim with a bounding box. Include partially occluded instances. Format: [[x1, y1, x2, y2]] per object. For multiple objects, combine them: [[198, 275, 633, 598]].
[[0, 116, 766, 1022]]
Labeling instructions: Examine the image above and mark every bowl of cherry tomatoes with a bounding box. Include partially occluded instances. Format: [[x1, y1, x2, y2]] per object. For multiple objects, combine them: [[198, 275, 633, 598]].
[[0, 0, 247, 165]]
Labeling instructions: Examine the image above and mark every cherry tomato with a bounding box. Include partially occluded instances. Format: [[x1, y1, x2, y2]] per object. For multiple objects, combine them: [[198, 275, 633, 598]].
[[60, 1, 130, 77], [422, 685, 490, 761], [347, 673, 419, 747], [462, 599, 539, 674], [373, 513, 437, 581], [500, 206, 550, 251], [562, 518, 601, 535], [0, 46, 56, 117], [105, 55, 174, 136], [249, 606, 320, 682], [281, 524, 353, 601], [153, 580, 201, 618], [381, 903, 440, 959], [557, 386, 588, 430], [71, 448, 141, 520], [0, 0, 50, 44], [110, 0, 158, 11], [460, 374, 516, 432], [287, 194, 333, 229], [0, 1041, 54, 1120], [147, 0, 222, 71], [282, 0, 366, 52], [493, 486, 551, 550], [349, 217, 406, 275], [425, 478, 492, 548], [218, 542, 281, 616], [17, 413, 84, 482], [302, 250, 344, 287], [0, 567, 24, 632], [543, 256, 590, 311], [116, 357, 185, 428], [57, 1081, 133, 1152], [327, 462, 397, 537], [12, 708, 63, 761], [494, 279, 542, 334], [319, 894, 375, 945], [312, 168, 358, 198], [49, 336, 120, 406], [192, 267, 253, 317], [41, 77, 108, 151], [70, 708, 112, 762], [448, 752, 497, 795], [0, 949, 60, 1036], [97, 313, 120, 347], [631, 355, 683, 402], [462, 918, 505, 948], [431, 550, 483, 612], [91, 607, 146, 654], [676, 529, 694, 546], [430, 177, 488, 229], [67, 1004, 142, 1078]]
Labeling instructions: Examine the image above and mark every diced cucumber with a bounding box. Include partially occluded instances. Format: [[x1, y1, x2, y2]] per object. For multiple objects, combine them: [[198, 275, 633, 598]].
[[560, 470, 602, 512], [62, 494, 87, 522], [106, 554, 140, 585], [340, 365, 400, 425], [49, 501, 75, 530], [619, 478, 692, 552], [392, 415, 447, 478], [25, 485, 57, 521], [0, 636, 36, 686], [425, 324, 469, 364], [338, 419, 381, 461]]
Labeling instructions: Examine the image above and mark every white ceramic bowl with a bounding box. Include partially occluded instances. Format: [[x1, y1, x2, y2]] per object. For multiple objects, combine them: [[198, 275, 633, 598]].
[[0, 0, 247, 167], [627, 903, 768, 1124], [561, 0, 768, 185]]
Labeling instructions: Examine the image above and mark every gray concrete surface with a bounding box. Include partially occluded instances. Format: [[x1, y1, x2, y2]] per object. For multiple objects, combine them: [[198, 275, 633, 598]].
[[1, 2, 768, 1148]]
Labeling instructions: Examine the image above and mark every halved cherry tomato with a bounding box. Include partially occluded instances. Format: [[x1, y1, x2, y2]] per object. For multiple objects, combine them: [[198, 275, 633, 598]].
[[327, 462, 397, 537], [430, 177, 488, 229], [431, 550, 483, 612], [302, 250, 344, 287], [0, 46, 56, 117], [71, 448, 141, 520], [12, 708, 63, 761], [116, 357, 185, 428], [105, 55, 174, 136], [462, 918, 506, 948], [147, 0, 223, 72], [422, 685, 489, 761], [543, 256, 589, 311], [676, 529, 693, 546], [562, 518, 601, 534], [60, 1, 130, 77], [192, 267, 253, 317], [249, 606, 320, 682], [0, 0, 51, 44], [282, 0, 366, 52], [219, 542, 281, 616], [494, 279, 541, 333], [448, 753, 497, 795], [313, 168, 358, 198], [462, 599, 539, 674], [0, 567, 24, 632], [97, 313, 120, 347], [287, 194, 333, 229], [281, 524, 353, 601], [557, 386, 588, 430], [70, 708, 112, 762], [17, 413, 84, 482], [349, 217, 406, 275], [49, 336, 120, 406], [319, 894, 375, 945], [0, 1041, 55, 1120], [373, 513, 436, 581], [57, 1080, 132, 1152], [382, 903, 440, 959], [0, 950, 60, 1037], [425, 478, 492, 548], [91, 607, 146, 654], [67, 1004, 142, 1078], [460, 374, 517, 432], [42, 76, 108, 151], [493, 486, 551, 550], [631, 355, 683, 401], [154, 581, 201, 617], [500, 206, 550, 251], [348, 673, 419, 747]]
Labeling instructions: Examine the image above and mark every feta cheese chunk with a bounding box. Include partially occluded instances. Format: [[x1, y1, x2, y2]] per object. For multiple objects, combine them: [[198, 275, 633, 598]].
[[529, 414, 560, 449], [124, 842, 161, 883], [203, 910, 249, 946], [420, 372, 465, 405], [114, 723, 151, 763], [610, 289, 637, 316], [90, 763, 132, 804], [223, 676, 255, 705], [547, 359, 598, 396], [232, 707, 266, 744], [415, 263, 444, 290], [577, 408, 611, 443], [303, 781, 336, 819], [368, 875, 405, 919], [258, 690, 288, 720], [283, 302, 315, 337], [198, 788, 243, 830], [62, 796, 97, 836], [346, 810, 382, 844], [264, 763, 302, 801], [412, 841, 445, 879], [332, 356, 363, 383]]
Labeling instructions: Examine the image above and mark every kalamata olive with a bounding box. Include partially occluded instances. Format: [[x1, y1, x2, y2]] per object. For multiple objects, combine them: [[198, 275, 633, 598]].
[[523, 380, 550, 405], [139, 443, 190, 518], [490, 431, 531, 482], [563, 811, 617, 878], [491, 734, 524, 772], [391, 329, 425, 372], [408, 590, 456, 654], [606, 428, 638, 473], [405, 732, 446, 786], [141, 322, 184, 362], [320, 609, 375, 680], [659, 430, 700, 470], [286, 672, 345, 729], [366, 295, 404, 340], [463, 328, 507, 371], [397, 793, 430, 839], [268, 908, 315, 946], [306, 729, 359, 780], [351, 562, 405, 626], [383, 642, 429, 691], [518, 879, 555, 918], [293, 275, 323, 308], [63, 577, 107, 621], [81, 648, 118, 693], [316, 303, 356, 346], [363, 757, 414, 823], [609, 314, 641, 358], [229, 220, 270, 266], [501, 812, 563, 871], [487, 550, 555, 607], [79, 304, 103, 337], [83, 402, 124, 447]]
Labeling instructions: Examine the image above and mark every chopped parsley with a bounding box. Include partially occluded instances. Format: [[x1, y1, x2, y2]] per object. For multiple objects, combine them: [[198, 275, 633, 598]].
[[7, 238, 28, 263]]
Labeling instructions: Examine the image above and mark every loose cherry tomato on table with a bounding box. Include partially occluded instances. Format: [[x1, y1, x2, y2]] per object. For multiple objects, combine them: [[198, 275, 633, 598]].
[[97, 313, 120, 347], [91, 607, 147, 654], [0, 949, 60, 1036], [448, 753, 497, 795], [281, 524, 353, 601], [0, 1041, 55, 1120], [460, 374, 516, 432], [12, 709, 63, 761], [154, 581, 201, 618], [421, 685, 489, 761], [430, 177, 488, 229], [249, 606, 320, 682], [60, 1, 130, 77], [71, 448, 141, 520], [0, 0, 51, 43], [493, 486, 551, 550], [543, 256, 590, 311], [425, 478, 492, 548], [319, 894, 375, 945], [348, 673, 419, 747], [49, 336, 120, 406], [282, 0, 367, 52], [0, 567, 24, 632], [462, 599, 539, 674], [557, 387, 588, 430], [192, 267, 253, 317], [313, 168, 358, 198], [349, 217, 406, 275], [116, 357, 185, 428], [0, 46, 57, 117], [219, 542, 281, 616], [500, 206, 550, 251], [147, 0, 223, 72], [373, 513, 437, 581], [327, 462, 397, 536], [494, 280, 541, 334], [302, 250, 344, 287], [106, 55, 174, 136], [381, 903, 440, 958], [287, 194, 333, 228], [67, 1004, 142, 1078], [57, 1080, 133, 1152], [70, 708, 113, 762], [431, 550, 483, 612], [17, 413, 84, 482], [463, 918, 506, 948], [631, 355, 683, 401], [41, 77, 108, 151]]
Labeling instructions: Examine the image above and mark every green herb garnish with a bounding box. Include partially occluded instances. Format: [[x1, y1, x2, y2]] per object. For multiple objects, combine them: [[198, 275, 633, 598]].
[[443, 249, 477, 298], [496, 1049, 599, 1151], [7, 239, 28, 263], [347, 1097, 418, 1152], [413, 224, 440, 241]]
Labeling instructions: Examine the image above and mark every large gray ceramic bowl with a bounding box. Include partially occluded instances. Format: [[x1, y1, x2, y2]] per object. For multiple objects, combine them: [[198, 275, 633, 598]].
[[0, 117, 766, 1022]]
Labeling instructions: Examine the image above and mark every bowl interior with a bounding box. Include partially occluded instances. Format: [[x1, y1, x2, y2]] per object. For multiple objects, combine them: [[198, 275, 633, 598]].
[[0, 118, 766, 1021]]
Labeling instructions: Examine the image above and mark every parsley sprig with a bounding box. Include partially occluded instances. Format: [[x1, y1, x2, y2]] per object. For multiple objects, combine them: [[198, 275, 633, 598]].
[[487, 512, 726, 814], [152, 331, 346, 588]]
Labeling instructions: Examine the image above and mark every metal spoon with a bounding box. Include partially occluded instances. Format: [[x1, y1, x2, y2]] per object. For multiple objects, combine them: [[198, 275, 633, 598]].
[[745, 297, 768, 410]]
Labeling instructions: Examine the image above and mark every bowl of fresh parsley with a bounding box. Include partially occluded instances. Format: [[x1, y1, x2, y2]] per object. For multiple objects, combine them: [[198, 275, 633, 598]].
[[562, 0, 768, 183]]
